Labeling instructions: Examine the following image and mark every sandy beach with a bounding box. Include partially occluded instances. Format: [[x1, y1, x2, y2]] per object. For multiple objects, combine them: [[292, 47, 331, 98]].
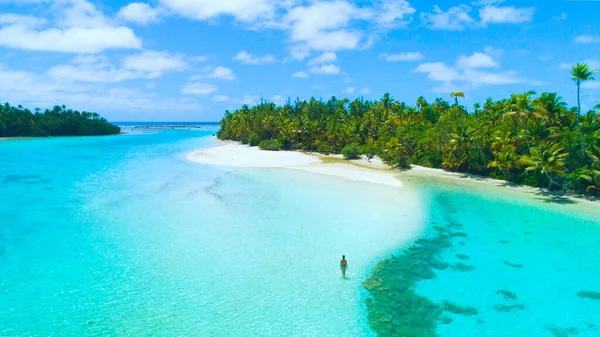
[[188, 139, 600, 209], [187, 141, 404, 188]]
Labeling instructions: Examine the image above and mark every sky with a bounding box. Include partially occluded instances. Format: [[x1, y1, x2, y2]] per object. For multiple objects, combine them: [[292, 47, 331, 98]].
[[0, 0, 599, 121]]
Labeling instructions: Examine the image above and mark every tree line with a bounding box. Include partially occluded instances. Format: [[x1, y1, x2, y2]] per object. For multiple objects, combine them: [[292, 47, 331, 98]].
[[217, 63, 600, 196], [0, 103, 120, 137]]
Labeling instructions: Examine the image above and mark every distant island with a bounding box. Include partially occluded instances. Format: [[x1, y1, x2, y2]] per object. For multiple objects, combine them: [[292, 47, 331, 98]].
[[217, 63, 599, 197], [0, 102, 120, 137], [126, 125, 218, 130]]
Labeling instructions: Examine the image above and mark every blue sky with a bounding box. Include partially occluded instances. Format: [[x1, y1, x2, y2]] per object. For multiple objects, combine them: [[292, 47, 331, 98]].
[[0, 0, 599, 121]]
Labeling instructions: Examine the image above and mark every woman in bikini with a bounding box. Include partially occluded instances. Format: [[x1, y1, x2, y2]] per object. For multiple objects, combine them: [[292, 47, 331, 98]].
[[340, 255, 348, 277]]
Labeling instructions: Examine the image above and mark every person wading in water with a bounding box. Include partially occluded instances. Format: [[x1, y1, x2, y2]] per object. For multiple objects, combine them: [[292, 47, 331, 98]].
[[340, 255, 348, 277]]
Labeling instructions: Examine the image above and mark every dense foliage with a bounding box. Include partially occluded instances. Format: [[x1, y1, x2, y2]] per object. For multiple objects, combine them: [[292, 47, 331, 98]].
[[0, 103, 120, 137], [218, 65, 600, 196], [258, 139, 281, 151]]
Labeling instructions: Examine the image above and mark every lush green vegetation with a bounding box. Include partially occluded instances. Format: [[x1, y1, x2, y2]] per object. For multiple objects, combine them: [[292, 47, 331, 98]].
[[258, 139, 281, 151], [218, 63, 600, 196], [0, 102, 120, 137]]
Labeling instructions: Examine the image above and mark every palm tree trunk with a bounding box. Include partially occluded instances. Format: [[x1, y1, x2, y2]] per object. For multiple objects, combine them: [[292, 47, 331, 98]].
[[577, 81, 586, 162], [544, 169, 557, 189], [522, 116, 532, 152], [455, 97, 458, 106]]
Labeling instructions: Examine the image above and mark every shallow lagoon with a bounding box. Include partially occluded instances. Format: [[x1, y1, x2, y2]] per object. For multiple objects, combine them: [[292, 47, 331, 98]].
[[0, 130, 422, 336], [365, 176, 600, 337], [1, 130, 599, 336]]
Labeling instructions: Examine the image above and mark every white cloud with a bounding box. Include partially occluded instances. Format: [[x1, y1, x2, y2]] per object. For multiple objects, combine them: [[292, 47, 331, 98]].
[[415, 62, 463, 82], [117, 2, 161, 25], [284, 1, 366, 51], [181, 82, 217, 95], [462, 68, 521, 85], [45, 51, 188, 83], [292, 71, 309, 78], [158, 0, 278, 23], [289, 44, 311, 60], [232, 50, 276, 64], [360, 88, 370, 94], [282, 1, 414, 53], [123, 51, 188, 76], [157, 0, 414, 56], [374, 0, 415, 28], [308, 52, 337, 65], [309, 64, 340, 75], [0, 13, 47, 27], [0, 25, 141, 53], [456, 52, 499, 68], [213, 95, 229, 101], [421, 5, 474, 31], [47, 64, 139, 83], [379, 52, 424, 62], [0, 65, 200, 116], [0, 1, 142, 53], [59, 0, 111, 28], [207, 66, 235, 80], [575, 35, 600, 44], [344, 87, 355, 93], [422, 3, 535, 30], [479, 5, 535, 24], [414, 50, 523, 91]]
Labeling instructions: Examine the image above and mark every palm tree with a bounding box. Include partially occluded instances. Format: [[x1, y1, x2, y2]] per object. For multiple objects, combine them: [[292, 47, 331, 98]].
[[580, 146, 600, 193], [451, 92, 465, 106], [505, 91, 535, 151], [521, 142, 569, 189], [533, 92, 566, 126], [488, 145, 519, 180], [443, 126, 477, 171], [571, 63, 596, 161], [416, 96, 427, 112]]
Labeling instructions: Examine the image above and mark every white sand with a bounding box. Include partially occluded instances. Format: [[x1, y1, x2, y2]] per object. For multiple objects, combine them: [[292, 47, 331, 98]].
[[188, 139, 600, 208], [187, 142, 403, 188]]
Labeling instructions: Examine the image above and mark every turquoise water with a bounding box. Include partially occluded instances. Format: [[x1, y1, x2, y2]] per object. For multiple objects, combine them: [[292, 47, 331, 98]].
[[0, 129, 422, 336], [1, 130, 599, 336], [403, 177, 600, 336]]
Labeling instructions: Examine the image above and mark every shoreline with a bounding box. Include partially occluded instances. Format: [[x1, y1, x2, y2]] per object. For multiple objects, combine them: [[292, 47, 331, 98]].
[[0, 137, 31, 141], [188, 139, 600, 209], [188, 140, 404, 188]]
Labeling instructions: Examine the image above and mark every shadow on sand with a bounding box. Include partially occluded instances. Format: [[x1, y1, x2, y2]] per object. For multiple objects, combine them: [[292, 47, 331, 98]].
[[534, 190, 578, 205]]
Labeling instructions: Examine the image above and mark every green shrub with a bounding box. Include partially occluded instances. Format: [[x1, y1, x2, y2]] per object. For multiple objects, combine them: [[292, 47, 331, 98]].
[[381, 151, 411, 169], [342, 143, 361, 160], [361, 144, 379, 161], [258, 139, 281, 151], [317, 143, 330, 155], [249, 132, 262, 146]]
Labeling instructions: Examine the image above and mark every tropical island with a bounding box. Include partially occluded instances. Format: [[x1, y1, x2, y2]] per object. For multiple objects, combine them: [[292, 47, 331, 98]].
[[216, 63, 599, 197], [0, 102, 120, 138]]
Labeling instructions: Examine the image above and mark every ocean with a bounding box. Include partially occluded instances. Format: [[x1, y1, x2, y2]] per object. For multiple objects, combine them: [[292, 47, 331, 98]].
[[1, 128, 599, 336]]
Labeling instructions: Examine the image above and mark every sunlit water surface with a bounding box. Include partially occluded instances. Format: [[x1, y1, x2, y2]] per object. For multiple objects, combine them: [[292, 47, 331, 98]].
[[0, 129, 422, 336], [1, 129, 599, 336]]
